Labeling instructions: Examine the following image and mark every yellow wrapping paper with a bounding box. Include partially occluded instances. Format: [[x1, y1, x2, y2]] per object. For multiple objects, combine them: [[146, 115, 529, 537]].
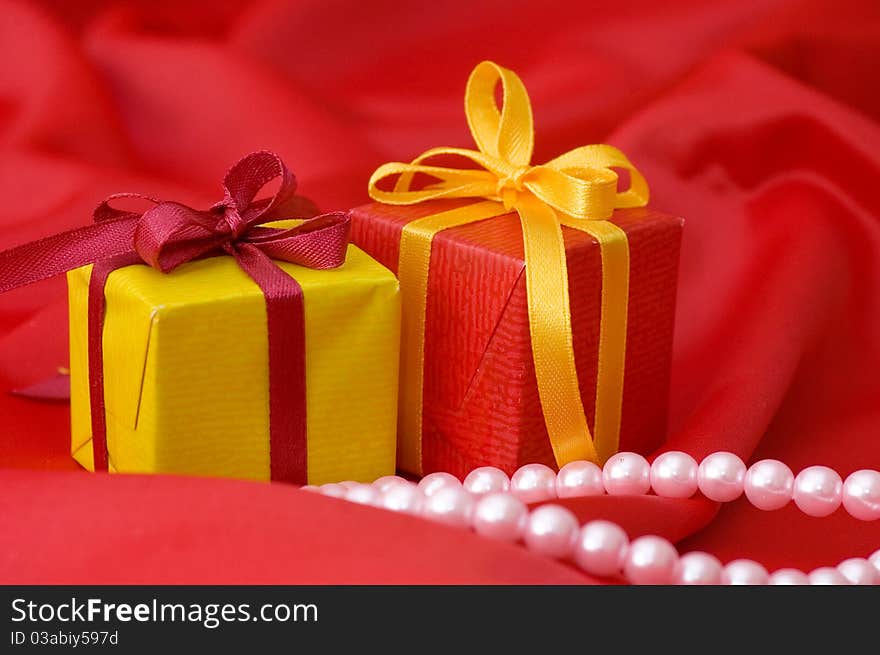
[[67, 233, 400, 485]]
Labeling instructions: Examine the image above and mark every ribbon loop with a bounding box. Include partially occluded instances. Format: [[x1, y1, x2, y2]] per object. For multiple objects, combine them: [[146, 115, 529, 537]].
[[545, 144, 650, 210], [465, 60, 534, 166], [218, 150, 298, 226], [252, 211, 351, 270], [133, 202, 221, 273], [525, 165, 619, 220], [368, 61, 651, 471], [93, 192, 163, 223]]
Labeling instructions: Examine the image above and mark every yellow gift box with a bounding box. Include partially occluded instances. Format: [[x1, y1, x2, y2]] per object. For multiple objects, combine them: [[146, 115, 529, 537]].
[[67, 233, 400, 485]]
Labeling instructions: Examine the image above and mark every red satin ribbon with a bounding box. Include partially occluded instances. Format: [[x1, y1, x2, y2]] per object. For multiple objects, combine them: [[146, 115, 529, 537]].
[[0, 151, 351, 484]]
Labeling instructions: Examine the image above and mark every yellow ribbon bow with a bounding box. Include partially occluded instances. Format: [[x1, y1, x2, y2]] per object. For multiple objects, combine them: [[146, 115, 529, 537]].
[[369, 61, 649, 471]]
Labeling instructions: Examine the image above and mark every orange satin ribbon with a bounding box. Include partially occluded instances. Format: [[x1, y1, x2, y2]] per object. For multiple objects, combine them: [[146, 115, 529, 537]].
[[369, 61, 649, 473]]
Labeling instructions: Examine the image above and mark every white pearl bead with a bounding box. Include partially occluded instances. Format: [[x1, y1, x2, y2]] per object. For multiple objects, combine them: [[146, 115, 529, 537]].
[[472, 493, 527, 542], [768, 569, 809, 585], [722, 559, 769, 585], [418, 472, 461, 497], [792, 466, 842, 517], [623, 536, 678, 584], [421, 486, 474, 528], [650, 451, 699, 498], [319, 483, 347, 498], [674, 551, 723, 585], [556, 460, 604, 498], [837, 558, 878, 585], [510, 463, 557, 503], [744, 459, 793, 511], [574, 521, 629, 578], [697, 452, 746, 502], [808, 567, 850, 585], [842, 469, 880, 521], [603, 452, 651, 496], [373, 475, 408, 492], [463, 466, 510, 495], [869, 548, 880, 573], [379, 481, 423, 514], [344, 483, 381, 505], [522, 505, 578, 559]]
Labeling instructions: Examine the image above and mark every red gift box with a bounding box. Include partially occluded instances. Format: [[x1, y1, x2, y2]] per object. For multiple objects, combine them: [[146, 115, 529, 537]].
[[351, 198, 683, 478]]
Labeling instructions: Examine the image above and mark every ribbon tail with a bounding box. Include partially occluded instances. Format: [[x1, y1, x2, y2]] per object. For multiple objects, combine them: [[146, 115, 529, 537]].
[[0, 219, 138, 293], [516, 196, 599, 466], [88, 252, 142, 471], [561, 217, 630, 463], [233, 243, 308, 485], [0, 217, 140, 470]]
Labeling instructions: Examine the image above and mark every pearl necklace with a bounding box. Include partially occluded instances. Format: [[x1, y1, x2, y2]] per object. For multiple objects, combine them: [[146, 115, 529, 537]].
[[303, 451, 880, 585]]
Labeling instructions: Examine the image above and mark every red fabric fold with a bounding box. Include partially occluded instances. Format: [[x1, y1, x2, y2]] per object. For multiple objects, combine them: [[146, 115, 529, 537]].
[[0, 0, 878, 583]]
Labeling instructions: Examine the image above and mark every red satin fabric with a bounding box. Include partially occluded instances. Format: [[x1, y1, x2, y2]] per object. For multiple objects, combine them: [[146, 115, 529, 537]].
[[1, 0, 879, 583]]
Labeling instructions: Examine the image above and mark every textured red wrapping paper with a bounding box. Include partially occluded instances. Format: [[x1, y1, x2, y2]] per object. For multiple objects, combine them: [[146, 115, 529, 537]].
[[1, 0, 879, 583], [351, 200, 683, 477]]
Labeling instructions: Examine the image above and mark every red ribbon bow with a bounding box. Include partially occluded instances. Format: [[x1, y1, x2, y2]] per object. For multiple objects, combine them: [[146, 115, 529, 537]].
[[0, 151, 351, 484]]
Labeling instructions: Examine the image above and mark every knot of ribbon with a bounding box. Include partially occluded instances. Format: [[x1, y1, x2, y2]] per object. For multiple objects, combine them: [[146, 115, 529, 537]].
[[94, 151, 349, 274], [0, 150, 350, 484], [494, 164, 531, 209], [368, 61, 650, 471]]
